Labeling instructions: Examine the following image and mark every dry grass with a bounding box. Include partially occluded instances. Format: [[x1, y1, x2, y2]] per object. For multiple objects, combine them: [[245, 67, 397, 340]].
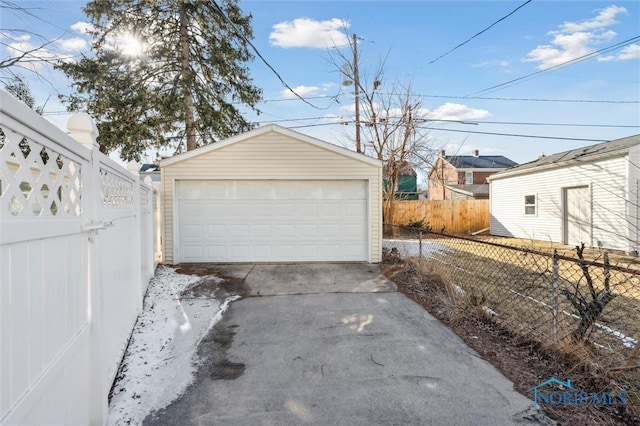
[[383, 250, 639, 424], [392, 234, 640, 418]]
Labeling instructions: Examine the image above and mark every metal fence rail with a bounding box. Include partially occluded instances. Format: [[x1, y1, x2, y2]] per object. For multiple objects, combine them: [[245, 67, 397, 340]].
[[384, 224, 640, 413]]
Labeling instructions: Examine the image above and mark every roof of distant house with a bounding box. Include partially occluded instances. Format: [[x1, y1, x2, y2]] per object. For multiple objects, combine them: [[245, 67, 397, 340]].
[[490, 134, 640, 180], [140, 163, 160, 172], [445, 184, 490, 197], [444, 155, 518, 169], [383, 160, 417, 176]]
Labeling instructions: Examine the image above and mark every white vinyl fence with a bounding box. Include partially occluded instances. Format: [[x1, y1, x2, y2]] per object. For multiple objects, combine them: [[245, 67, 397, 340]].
[[0, 90, 159, 425]]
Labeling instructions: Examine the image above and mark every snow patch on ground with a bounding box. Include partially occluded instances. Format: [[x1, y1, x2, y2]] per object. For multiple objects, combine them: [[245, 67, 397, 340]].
[[383, 239, 452, 258], [107, 266, 236, 425]]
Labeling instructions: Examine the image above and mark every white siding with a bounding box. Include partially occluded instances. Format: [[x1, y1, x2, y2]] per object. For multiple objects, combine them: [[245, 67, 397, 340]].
[[627, 144, 640, 253], [162, 130, 382, 263], [490, 154, 633, 251]]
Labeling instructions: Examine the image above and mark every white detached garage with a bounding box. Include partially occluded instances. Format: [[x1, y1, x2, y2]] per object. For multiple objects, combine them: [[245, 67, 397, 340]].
[[161, 124, 382, 263]]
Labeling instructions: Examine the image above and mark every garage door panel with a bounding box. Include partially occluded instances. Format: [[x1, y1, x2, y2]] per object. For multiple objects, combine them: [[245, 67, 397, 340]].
[[319, 224, 340, 237], [253, 224, 273, 238], [206, 225, 225, 238], [201, 182, 229, 199], [207, 246, 226, 258], [253, 202, 274, 216], [275, 224, 296, 238], [180, 201, 204, 218], [228, 203, 250, 217], [343, 201, 366, 217], [229, 224, 250, 238], [343, 223, 365, 237], [177, 180, 368, 262], [275, 245, 295, 258], [320, 203, 341, 217], [273, 203, 296, 216], [296, 202, 320, 217], [182, 245, 204, 260], [253, 245, 272, 258], [182, 224, 203, 239], [230, 245, 250, 259], [298, 224, 318, 238]]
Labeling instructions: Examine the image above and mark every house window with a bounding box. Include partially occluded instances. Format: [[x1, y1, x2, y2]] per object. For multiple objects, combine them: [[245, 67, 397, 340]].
[[465, 171, 473, 184], [524, 195, 536, 215], [444, 175, 449, 184]]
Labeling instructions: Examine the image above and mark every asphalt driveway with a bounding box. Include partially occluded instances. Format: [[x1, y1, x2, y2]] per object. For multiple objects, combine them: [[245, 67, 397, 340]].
[[143, 263, 543, 426]]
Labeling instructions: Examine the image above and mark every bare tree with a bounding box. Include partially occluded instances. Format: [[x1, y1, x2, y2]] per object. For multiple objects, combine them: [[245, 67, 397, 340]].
[[561, 243, 617, 341], [0, 2, 63, 71], [329, 35, 435, 224]]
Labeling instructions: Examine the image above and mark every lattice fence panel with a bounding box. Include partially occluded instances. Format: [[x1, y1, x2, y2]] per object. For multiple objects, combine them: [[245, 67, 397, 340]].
[[0, 126, 82, 218], [100, 168, 134, 209]]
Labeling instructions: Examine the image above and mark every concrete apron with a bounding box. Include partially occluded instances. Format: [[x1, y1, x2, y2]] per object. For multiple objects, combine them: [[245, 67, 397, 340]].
[[144, 263, 541, 426]]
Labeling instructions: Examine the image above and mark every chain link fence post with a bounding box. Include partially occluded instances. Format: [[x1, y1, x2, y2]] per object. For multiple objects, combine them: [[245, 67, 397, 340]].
[[552, 249, 559, 342], [419, 230, 423, 259]]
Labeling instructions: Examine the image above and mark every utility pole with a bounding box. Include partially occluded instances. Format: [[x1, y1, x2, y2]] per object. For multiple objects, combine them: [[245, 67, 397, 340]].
[[353, 33, 361, 154]]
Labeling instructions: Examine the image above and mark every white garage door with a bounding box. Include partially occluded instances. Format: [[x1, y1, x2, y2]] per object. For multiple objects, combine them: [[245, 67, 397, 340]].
[[176, 180, 368, 262]]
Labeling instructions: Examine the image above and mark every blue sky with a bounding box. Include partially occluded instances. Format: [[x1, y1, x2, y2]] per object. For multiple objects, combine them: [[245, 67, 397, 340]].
[[2, 0, 639, 167]]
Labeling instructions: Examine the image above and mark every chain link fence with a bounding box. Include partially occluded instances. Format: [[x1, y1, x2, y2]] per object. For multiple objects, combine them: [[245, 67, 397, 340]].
[[383, 224, 640, 415]]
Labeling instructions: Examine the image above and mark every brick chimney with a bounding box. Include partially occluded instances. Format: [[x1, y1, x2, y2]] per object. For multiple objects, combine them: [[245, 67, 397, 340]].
[[473, 149, 479, 157]]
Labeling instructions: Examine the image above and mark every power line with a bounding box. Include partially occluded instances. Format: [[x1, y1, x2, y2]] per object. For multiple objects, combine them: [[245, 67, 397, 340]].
[[406, 94, 639, 104], [426, 119, 639, 128], [423, 127, 609, 142], [428, 0, 533, 65], [210, 0, 332, 111], [473, 35, 640, 96], [255, 93, 639, 105], [287, 120, 614, 142], [248, 115, 638, 129]]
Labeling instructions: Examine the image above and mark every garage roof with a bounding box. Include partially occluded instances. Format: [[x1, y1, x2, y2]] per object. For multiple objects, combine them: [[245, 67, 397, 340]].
[[160, 124, 382, 168]]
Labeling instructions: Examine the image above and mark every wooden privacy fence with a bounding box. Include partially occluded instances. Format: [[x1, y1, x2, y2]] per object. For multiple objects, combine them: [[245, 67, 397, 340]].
[[388, 199, 490, 234]]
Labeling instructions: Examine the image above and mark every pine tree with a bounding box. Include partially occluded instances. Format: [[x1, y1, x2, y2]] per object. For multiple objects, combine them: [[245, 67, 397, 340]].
[[4, 74, 36, 110], [57, 0, 262, 161]]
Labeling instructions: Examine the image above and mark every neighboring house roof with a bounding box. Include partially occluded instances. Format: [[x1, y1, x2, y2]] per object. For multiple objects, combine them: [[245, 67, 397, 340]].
[[140, 163, 160, 172], [445, 184, 489, 197], [160, 124, 382, 168], [490, 134, 640, 180], [444, 155, 517, 169], [383, 160, 417, 176]]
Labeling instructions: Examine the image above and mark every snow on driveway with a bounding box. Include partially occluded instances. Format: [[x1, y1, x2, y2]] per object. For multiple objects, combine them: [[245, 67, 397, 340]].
[[383, 238, 453, 258], [107, 266, 238, 426]]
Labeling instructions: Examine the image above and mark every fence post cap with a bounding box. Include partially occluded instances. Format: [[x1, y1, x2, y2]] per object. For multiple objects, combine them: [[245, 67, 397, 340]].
[[127, 160, 140, 175], [67, 113, 99, 149]]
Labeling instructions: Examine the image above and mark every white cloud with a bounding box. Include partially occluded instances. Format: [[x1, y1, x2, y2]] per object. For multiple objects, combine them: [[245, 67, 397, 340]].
[[599, 44, 640, 61], [270, 18, 349, 49], [472, 59, 511, 69], [426, 103, 491, 121], [559, 5, 627, 32], [281, 85, 320, 99], [338, 102, 489, 123], [523, 5, 630, 69], [70, 21, 94, 34], [57, 37, 88, 52]]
